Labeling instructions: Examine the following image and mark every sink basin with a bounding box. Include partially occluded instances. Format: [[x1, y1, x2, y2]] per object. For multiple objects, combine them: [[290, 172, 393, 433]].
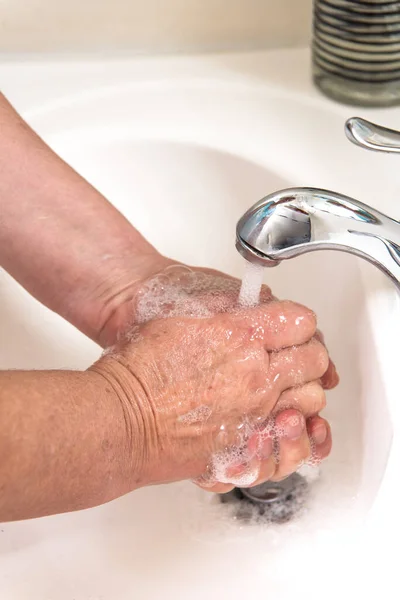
[[1, 49, 399, 599]]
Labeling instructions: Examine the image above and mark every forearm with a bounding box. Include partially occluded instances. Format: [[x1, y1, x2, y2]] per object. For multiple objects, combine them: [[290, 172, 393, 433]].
[[0, 93, 166, 343], [0, 368, 142, 521]]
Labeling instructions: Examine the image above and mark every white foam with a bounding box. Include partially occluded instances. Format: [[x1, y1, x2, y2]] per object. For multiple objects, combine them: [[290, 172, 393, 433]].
[[134, 265, 241, 324]]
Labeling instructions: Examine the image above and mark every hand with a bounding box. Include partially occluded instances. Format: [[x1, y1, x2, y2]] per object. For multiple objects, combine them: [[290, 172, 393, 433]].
[[92, 297, 331, 493], [98, 258, 338, 388], [98, 261, 338, 491]]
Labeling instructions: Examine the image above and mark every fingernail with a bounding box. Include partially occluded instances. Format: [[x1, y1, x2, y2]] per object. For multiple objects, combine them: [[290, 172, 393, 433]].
[[281, 412, 305, 440], [312, 423, 327, 445]]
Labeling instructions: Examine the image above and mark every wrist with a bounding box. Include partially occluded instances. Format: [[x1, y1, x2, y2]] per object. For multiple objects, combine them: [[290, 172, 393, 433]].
[[98, 251, 175, 347], [70, 250, 173, 347], [88, 355, 159, 493]]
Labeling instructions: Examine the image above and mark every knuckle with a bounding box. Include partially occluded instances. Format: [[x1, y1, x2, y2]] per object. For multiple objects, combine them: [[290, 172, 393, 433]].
[[309, 340, 329, 375], [292, 303, 317, 330], [310, 384, 326, 413], [318, 350, 330, 376], [306, 307, 318, 331]]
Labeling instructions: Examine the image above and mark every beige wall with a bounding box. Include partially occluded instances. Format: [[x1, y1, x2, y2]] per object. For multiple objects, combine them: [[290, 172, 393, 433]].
[[0, 0, 312, 53]]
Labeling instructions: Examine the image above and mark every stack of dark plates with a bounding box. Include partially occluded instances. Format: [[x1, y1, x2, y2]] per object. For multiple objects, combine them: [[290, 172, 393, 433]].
[[313, 0, 400, 105]]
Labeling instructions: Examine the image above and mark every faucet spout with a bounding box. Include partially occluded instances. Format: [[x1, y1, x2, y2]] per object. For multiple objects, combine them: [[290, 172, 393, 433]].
[[236, 188, 400, 289]]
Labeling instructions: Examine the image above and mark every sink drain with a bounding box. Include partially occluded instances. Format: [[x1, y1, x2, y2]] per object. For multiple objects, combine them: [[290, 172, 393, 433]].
[[219, 473, 308, 524]]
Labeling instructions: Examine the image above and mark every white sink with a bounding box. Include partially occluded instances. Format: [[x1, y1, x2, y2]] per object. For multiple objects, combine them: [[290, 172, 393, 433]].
[[1, 49, 400, 599]]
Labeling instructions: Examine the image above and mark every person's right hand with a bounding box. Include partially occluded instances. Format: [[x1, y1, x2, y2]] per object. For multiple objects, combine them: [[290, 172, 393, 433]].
[[91, 299, 332, 494]]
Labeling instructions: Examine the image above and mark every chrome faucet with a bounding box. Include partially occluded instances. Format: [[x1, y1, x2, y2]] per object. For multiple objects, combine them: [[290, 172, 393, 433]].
[[345, 117, 400, 154], [236, 118, 400, 289]]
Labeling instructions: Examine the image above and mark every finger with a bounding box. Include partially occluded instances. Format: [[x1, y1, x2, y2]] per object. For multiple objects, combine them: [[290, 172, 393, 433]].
[[247, 427, 274, 460], [197, 457, 261, 492], [320, 360, 340, 390], [235, 300, 317, 351], [246, 415, 333, 488], [195, 481, 235, 494], [246, 455, 277, 487], [253, 459, 277, 486], [307, 416, 332, 461], [314, 330, 339, 390], [268, 338, 329, 393], [243, 430, 276, 486], [275, 381, 326, 418], [192, 467, 236, 494], [270, 409, 311, 481]]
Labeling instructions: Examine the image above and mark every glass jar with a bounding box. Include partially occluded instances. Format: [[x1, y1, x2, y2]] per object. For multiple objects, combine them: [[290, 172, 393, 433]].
[[313, 0, 400, 107]]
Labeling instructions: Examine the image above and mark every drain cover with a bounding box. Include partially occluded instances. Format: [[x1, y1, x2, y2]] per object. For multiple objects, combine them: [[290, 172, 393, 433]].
[[240, 473, 304, 504], [220, 473, 308, 524]]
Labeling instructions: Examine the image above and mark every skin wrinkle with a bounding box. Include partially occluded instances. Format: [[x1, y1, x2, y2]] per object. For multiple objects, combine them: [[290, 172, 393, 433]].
[[87, 277, 139, 342], [89, 366, 136, 471], [90, 359, 158, 488], [95, 254, 174, 346]]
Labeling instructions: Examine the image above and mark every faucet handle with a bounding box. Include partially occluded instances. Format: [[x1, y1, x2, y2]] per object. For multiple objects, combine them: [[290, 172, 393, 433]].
[[345, 117, 400, 154]]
